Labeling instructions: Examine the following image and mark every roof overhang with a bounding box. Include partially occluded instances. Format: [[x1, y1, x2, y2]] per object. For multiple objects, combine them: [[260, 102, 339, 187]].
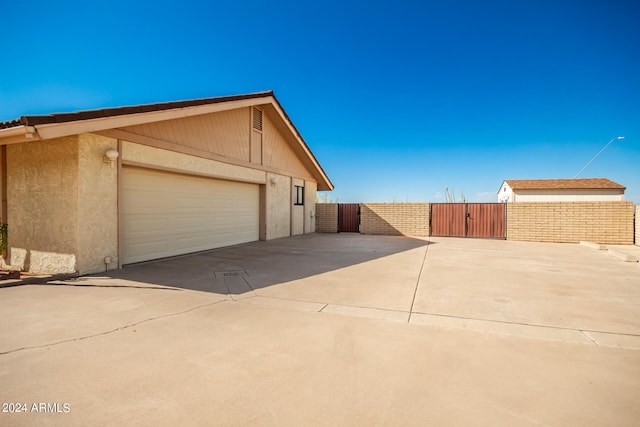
[[0, 125, 40, 144], [0, 91, 334, 191]]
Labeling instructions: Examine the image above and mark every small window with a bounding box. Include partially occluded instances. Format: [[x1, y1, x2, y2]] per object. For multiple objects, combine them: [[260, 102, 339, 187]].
[[294, 185, 304, 205]]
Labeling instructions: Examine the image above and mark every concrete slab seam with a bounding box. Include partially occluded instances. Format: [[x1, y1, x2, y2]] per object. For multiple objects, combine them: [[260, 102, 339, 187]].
[[411, 311, 640, 339], [245, 294, 409, 317], [408, 241, 431, 323], [321, 304, 409, 315], [248, 294, 334, 307], [0, 299, 228, 356], [321, 304, 409, 323]]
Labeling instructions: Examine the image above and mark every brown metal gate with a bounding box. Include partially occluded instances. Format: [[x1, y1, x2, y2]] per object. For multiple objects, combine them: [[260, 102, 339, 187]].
[[338, 203, 360, 233], [430, 203, 505, 239], [430, 203, 466, 237]]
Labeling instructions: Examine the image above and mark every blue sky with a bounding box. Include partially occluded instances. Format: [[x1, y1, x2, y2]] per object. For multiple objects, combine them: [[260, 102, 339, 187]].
[[1, 0, 638, 202]]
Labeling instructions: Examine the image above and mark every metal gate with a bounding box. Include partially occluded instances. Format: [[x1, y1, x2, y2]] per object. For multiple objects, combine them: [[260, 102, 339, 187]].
[[430, 203, 505, 239], [338, 203, 360, 233]]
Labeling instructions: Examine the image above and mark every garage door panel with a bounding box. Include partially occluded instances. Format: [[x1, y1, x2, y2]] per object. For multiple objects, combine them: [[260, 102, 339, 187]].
[[122, 167, 259, 264], [122, 191, 168, 213]]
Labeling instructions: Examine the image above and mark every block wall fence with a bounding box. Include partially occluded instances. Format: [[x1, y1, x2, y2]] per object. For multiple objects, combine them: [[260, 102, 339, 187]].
[[636, 205, 640, 246], [316, 201, 636, 245], [506, 201, 634, 245], [360, 203, 429, 236], [315, 203, 338, 233]]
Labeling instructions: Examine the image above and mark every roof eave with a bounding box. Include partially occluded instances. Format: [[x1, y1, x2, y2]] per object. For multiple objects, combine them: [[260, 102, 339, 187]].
[[0, 91, 334, 191], [0, 125, 40, 144], [268, 94, 333, 191]]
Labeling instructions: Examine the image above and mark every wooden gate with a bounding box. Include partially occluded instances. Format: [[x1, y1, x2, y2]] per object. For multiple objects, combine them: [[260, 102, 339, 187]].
[[338, 203, 360, 232], [430, 203, 505, 239]]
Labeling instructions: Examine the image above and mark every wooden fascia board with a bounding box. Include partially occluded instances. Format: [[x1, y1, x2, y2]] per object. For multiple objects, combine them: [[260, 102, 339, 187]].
[[0, 125, 41, 145], [267, 99, 334, 191], [34, 97, 270, 140]]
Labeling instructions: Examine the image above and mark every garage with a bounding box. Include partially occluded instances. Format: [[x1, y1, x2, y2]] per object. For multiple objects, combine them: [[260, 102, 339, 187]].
[[121, 166, 260, 264]]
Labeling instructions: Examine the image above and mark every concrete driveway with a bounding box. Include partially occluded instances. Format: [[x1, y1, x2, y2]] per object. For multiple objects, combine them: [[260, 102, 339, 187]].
[[1, 234, 639, 426]]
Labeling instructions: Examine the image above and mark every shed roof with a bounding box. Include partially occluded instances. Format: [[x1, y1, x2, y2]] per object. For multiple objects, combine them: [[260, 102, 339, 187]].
[[503, 178, 625, 191]]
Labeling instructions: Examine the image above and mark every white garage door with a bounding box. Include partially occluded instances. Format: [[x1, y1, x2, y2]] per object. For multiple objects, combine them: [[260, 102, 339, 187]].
[[122, 167, 260, 264]]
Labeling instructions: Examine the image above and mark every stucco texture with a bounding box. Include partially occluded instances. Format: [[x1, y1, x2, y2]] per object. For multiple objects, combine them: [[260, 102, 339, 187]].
[[7, 136, 80, 273], [77, 134, 119, 274], [266, 173, 292, 240], [304, 180, 317, 233], [292, 178, 305, 236], [6, 134, 119, 275]]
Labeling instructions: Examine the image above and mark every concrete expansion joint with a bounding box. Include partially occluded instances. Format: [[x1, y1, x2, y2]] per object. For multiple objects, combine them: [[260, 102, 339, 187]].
[[409, 311, 640, 348], [408, 241, 431, 322], [240, 297, 640, 349]]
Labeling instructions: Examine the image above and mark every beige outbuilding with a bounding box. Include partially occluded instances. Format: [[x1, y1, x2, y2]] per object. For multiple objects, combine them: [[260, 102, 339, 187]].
[[0, 91, 333, 275], [497, 178, 626, 202]]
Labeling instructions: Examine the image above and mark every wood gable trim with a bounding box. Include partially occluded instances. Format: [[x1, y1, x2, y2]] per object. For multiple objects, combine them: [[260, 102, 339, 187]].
[[95, 129, 316, 183], [34, 98, 265, 140], [266, 100, 333, 191]]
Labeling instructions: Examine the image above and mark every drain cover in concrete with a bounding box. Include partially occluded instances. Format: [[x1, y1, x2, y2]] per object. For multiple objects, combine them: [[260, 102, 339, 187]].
[[213, 270, 253, 298], [214, 270, 247, 279]]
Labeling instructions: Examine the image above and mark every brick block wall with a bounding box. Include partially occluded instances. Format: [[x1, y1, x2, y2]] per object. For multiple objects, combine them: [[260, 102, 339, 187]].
[[636, 205, 640, 246], [360, 203, 429, 236], [506, 201, 634, 245], [315, 203, 338, 233]]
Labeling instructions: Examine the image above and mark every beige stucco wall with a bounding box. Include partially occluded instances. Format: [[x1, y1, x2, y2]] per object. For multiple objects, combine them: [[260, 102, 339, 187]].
[[7, 136, 80, 273], [266, 172, 291, 239], [291, 178, 304, 236], [6, 134, 119, 275], [304, 180, 317, 233], [77, 134, 119, 274]]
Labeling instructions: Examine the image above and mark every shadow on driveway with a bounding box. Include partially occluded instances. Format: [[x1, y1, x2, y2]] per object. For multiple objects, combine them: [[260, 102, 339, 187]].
[[99, 234, 431, 295]]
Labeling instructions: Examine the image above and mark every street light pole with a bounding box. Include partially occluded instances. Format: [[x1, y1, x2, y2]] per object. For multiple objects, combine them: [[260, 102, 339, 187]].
[[574, 136, 625, 178]]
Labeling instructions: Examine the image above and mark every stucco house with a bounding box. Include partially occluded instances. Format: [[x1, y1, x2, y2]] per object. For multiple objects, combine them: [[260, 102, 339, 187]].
[[0, 91, 333, 275], [497, 178, 625, 203]]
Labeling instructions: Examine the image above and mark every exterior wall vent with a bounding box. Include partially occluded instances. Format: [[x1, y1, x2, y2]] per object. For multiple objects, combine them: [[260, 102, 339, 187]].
[[252, 108, 263, 132]]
